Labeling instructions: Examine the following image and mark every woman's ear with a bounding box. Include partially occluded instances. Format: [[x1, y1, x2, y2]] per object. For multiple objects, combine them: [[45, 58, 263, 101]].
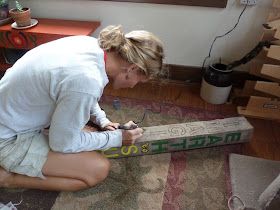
[[127, 64, 139, 74], [125, 64, 138, 80]]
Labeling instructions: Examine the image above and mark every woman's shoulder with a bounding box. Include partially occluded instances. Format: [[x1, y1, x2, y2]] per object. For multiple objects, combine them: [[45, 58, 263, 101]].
[[59, 68, 104, 95], [60, 35, 98, 46]]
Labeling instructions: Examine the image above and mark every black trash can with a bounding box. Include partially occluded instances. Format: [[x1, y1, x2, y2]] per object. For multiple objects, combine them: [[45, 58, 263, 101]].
[[200, 63, 232, 104]]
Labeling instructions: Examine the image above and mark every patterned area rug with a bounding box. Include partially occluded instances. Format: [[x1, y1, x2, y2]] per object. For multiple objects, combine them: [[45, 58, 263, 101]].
[[0, 96, 242, 210]]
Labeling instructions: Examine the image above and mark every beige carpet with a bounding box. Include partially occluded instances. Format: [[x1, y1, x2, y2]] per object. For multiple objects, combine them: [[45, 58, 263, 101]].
[[0, 95, 242, 210]]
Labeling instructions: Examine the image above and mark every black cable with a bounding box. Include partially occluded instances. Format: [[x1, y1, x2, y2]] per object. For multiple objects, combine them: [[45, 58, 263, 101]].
[[133, 105, 162, 125], [112, 97, 162, 128], [226, 40, 271, 70], [202, 1, 248, 70], [130, 81, 165, 126]]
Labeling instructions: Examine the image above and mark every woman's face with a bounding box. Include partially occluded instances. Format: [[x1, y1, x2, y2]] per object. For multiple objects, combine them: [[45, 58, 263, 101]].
[[112, 65, 148, 89]]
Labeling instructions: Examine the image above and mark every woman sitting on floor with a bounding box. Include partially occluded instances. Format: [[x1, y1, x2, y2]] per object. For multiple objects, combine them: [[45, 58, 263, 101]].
[[0, 25, 164, 191]]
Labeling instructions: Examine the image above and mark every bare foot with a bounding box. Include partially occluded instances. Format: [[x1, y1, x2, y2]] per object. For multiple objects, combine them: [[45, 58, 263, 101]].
[[0, 167, 12, 188]]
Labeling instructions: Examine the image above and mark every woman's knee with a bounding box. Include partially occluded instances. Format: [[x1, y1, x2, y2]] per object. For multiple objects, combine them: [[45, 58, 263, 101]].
[[83, 154, 111, 187], [43, 151, 111, 188]]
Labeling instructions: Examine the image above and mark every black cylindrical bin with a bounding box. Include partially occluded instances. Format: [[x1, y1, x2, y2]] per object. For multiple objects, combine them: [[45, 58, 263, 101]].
[[200, 63, 233, 104]]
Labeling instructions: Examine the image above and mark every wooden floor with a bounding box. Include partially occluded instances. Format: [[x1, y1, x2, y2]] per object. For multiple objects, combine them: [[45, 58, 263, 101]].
[[104, 81, 280, 161]]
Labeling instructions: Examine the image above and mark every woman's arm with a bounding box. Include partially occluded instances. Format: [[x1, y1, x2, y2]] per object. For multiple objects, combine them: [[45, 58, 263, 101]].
[[48, 91, 122, 153]]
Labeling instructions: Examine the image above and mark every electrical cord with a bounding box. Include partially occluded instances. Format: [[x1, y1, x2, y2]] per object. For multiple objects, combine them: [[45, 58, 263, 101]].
[[202, 1, 249, 70], [226, 40, 271, 70], [133, 82, 165, 126], [116, 105, 162, 130], [133, 105, 162, 125]]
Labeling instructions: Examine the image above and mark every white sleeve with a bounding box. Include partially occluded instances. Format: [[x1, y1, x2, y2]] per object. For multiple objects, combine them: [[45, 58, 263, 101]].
[[90, 103, 111, 128], [48, 91, 122, 153]]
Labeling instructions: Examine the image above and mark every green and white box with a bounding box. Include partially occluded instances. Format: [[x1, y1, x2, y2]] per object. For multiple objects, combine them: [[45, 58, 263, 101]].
[[101, 117, 253, 158]]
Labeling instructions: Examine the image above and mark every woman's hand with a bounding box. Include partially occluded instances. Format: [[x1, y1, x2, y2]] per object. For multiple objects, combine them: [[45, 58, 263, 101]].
[[121, 121, 143, 145], [103, 122, 120, 131]]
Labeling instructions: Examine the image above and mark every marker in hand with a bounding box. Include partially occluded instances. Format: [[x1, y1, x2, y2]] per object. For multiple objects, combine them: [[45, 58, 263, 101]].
[[119, 121, 143, 145], [118, 124, 138, 130]]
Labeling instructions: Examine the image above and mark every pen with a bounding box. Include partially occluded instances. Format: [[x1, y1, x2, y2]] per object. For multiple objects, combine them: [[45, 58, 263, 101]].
[[118, 124, 138, 130]]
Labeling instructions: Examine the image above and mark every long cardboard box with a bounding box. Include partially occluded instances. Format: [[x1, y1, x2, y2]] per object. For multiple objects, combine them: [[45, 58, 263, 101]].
[[100, 117, 253, 158]]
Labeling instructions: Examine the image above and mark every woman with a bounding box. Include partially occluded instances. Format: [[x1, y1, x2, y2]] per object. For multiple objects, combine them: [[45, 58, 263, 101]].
[[0, 25, 164, 191]]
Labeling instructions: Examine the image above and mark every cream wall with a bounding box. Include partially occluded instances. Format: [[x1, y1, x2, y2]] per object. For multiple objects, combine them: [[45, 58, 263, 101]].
[[19, 0, 273, 70]]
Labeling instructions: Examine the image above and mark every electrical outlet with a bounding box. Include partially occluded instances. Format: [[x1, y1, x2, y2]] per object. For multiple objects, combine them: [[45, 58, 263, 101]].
[[240, 0, 257, 5]]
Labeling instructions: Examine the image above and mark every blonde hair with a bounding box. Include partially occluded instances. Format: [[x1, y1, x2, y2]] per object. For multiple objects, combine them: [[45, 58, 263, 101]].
[[98, 25, 165, 79]]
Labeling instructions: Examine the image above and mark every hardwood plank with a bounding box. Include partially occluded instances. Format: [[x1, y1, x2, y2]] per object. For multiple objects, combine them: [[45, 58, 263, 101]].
[[261, 64, 280, 82], [255, 81, 280, 97], [250, 62, 280, 82], [238, 106, 280, 120], [267, 19, 280, 30], [267, 45, 280, 60], [237, 96, 280, 120], [246, 96, 279, 112]]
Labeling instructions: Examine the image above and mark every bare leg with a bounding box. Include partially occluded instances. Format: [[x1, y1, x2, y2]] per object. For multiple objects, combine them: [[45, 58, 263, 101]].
[[0, 168, 87, 191], [0, 150, 110, 191]]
